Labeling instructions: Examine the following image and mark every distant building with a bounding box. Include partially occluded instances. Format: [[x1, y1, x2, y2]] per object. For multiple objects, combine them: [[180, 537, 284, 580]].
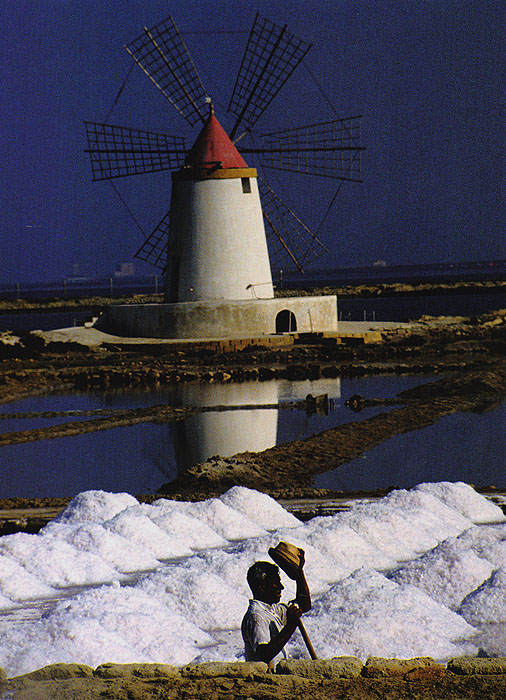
[[114, 262, 135, 278]]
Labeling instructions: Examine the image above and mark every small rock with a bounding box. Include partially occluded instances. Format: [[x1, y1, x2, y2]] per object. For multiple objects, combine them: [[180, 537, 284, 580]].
[[277, 657, 363, 679], [94, 662, 179, 679], [362, 657, 439, 678], [21, 663, 94, 680], [447, 657, 506, 675], [180, 661, 268, 678]]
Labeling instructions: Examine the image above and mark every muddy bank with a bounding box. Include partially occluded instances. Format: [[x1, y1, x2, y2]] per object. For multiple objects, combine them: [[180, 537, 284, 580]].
[[160, 361, 506, 495], [1, 308, 506, 504], [4, 658, 506, 700]]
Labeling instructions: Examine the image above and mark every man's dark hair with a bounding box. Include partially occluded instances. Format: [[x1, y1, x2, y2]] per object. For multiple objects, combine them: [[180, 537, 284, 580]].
[[247, 561, 279, 594]]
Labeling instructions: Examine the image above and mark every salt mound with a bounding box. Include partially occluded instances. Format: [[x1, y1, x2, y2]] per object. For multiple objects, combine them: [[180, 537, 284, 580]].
[[218, 486, 300, 530], [451, 524, 506, 568], [415, 482, 504, 523], [0, 532, 119, 587], [41, 521, 160, 573], [0, 584, 214, 678], [147, 504, 228, 550], [388, 538, 494, 609], [103, 508, 193, 559], [175, 498, 267, 540], [0, 482, 500, 676], [459, 567, 506, 624], [308, 516, 394, 571], [302, 568, 477, 661], [138, 561, 248, 631], [0, 553, 56, 604], [56, 490, 139, 524], [383, 488, 473, 536]]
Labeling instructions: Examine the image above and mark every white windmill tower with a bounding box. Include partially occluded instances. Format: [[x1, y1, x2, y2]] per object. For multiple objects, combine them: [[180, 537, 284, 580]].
[[85, 14, 363, 339], [168, 103, 274, 303]]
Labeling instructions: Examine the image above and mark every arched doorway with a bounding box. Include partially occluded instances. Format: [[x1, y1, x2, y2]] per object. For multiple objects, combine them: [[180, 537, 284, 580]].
[[276, 309, 297, 333]]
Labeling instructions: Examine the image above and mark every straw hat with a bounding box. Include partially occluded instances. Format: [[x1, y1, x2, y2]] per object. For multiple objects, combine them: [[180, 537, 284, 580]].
[[268, 541, 304, 579]]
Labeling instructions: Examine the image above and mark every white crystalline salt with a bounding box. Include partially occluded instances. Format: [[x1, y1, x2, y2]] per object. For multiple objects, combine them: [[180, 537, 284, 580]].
[[0, 584, 214, 678], [459, 567, 506, 624], [103, 508, 193, 559], [383, 488, 474, 538], [0, 482, 503, 678], [415, 482, 505, 524], [0, 553, 56, 603], [308, 516, 395, 571], [218, 486, 300, 530], [41, 521, 160, 573], [0, 591, 14, 610], [142, 500, 227, 550], [450, 524, 506, 568], [174, 498, 267, 540], [388, 538, 494, 609], [335, 503, 426, 563], [55, 490, 139, 524], [299, 568, 477, 661], [0, 532, 119, 587], [137, 561, 248, 631]]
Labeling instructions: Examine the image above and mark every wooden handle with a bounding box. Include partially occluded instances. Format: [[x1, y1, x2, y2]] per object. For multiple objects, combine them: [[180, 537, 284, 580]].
[[297, 619, 317, 660]]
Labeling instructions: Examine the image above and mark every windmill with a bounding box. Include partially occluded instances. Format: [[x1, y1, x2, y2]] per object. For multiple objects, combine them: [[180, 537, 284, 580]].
[[85, 13, 363, 339]]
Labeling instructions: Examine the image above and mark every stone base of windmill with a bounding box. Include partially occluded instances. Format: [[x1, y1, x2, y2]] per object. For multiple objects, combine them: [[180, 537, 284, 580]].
[[94, 295, 337, 339]]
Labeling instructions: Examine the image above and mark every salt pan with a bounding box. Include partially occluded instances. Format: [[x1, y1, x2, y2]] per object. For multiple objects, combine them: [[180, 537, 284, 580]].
[[0, 482, 501, 678]]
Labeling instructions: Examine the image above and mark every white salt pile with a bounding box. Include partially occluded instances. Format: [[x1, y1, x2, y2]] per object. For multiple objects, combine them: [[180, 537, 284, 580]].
[[0, 482, 504, 677]]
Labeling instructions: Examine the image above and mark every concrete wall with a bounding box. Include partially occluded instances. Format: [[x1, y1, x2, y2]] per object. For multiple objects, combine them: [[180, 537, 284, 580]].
[[95, 296, 338, 339]]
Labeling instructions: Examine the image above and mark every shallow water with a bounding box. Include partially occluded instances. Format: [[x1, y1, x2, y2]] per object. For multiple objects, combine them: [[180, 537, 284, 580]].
[[1, 373, 504, 498]]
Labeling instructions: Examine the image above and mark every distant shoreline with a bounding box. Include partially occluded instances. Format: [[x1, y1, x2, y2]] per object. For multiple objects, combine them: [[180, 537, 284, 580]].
[[0, 278, 505, 315]]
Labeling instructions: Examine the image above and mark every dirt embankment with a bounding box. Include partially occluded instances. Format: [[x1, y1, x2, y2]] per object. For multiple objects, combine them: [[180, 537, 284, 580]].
[[4, 658, 506, 700], [0, 306, 506, 506], [161, 361, 506, 495]]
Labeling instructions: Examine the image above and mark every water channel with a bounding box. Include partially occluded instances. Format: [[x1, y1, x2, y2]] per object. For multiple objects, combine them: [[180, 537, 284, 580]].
[[1, 374, 505, 499]]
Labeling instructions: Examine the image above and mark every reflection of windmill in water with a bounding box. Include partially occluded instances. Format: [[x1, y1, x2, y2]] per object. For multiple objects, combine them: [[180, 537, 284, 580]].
[[86, 13, 363, 339]]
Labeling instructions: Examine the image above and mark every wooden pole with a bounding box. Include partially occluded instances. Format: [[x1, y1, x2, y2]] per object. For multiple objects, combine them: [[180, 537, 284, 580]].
[[297, 620, 317, 659]]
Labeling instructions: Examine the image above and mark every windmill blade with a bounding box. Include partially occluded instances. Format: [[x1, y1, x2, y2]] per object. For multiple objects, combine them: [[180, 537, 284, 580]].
[[228, 13, 311, 139], [258, 178, 327, 272], [134, 209, 170, 270], [85, 121, 187, 181], [125, 16, 208, 127], [242, 117, 364, 181]]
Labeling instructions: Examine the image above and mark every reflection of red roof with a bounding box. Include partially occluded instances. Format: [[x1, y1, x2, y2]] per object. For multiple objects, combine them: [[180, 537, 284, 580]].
[[184, 114, 248, 169]]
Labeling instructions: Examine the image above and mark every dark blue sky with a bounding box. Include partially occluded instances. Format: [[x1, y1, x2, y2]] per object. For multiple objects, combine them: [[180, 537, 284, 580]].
[[1, 0, 504, 283]]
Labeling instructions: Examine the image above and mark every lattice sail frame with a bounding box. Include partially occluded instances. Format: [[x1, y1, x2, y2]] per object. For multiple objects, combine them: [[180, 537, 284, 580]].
[[258, 178, 327, 271], [86, 12, 363, 272], [228, 13, 312, 138], [134, 209, 170, 270], [249, 117, 363, 181], [125, 16, 208, 127], [85, 122, 187, 180]]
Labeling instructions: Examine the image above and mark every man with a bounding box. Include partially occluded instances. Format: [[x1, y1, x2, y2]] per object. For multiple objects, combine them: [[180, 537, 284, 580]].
[[241, 552, 311, 667]]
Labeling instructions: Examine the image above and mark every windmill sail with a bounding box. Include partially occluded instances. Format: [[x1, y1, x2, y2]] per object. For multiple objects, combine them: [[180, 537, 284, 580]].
[[85, 122, 187, 180], [242, 117, 363, 181], [134, 209, 170, 270], [258, 178, 327, 271], [228, 13, 311, 139], [125, 16, 209, 127]]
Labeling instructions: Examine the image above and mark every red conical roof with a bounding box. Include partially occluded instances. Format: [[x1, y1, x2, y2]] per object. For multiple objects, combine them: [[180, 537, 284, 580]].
[[184, 110, 248, 169]]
